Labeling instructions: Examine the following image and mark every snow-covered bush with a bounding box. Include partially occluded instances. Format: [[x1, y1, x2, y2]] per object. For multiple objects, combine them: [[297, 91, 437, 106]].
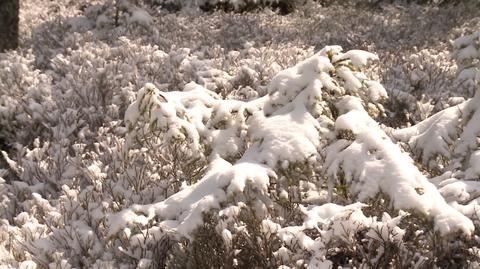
[[390, 31, 480, 228], [2, 1, 480, 268], [0, 32, 312, 268], [101, 45, 477, 268], [378, 47, 474, 126], [0, 51, 53, 146], [453, 30, 480, 88]]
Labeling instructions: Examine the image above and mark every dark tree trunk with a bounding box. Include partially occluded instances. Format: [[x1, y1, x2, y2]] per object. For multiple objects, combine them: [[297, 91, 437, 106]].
[[0, 0, 19, 52]]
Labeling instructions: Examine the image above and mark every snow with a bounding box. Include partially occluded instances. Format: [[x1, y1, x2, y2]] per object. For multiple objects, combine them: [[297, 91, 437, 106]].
[[66, 16, 94, 31], [19, 261, 37, 269], [456, 45, 479, 61], [248, 107, 320, 167], [466, 150, 480, 178], [103, 42, 478, 267], [453, 31, 480, 89], [364, 80, 388, 102], [3, 1, 480, 268], [393, 101, 464, 165], [127, 8, 153, 26], [337, 50, 379, 68], [327, 96, 474, 235], [453, 32, 478, 49], [458, 67, 479, 82], [111, 47, 383, 238]]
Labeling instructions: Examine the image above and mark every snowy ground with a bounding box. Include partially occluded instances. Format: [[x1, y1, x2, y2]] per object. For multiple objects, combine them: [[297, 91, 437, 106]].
[[1, 0, 480, 268]]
